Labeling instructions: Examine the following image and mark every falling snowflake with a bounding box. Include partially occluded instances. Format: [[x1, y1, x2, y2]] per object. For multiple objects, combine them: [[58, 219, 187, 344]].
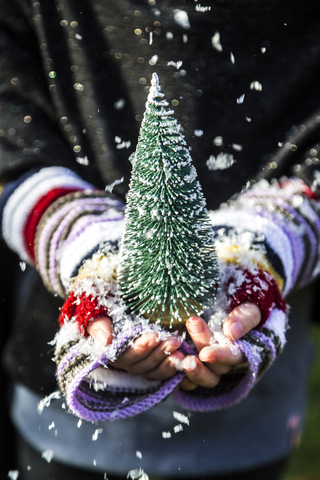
[[207, 153, 236, 171], [237, 94, 245, 104], [167, 60, 183, 70], [127, 468, 149, 480], [41, 449, 54, 463], [211, 32, 222, 52], [174, 424, 184, 433], [92, 428, 103, 441], [173, 411, 190, 425], [7, 471, 19, 480], [250, 81, 262, 91], [173, 9, 190, 29], [76, 155, 89, 165]]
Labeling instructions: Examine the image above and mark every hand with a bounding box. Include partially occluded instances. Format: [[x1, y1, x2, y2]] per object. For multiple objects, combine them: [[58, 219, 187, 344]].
[[86, 316, 184, 381], [179, 302, 261, 390]]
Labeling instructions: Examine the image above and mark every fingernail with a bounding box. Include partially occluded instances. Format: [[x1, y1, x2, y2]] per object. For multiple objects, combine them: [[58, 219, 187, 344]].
[[199, 348, 217, 363], [187, 318, 204, 334], [164, 337, 181, 354], [228, 321, 243, 341], [95, 329, 108, 346]]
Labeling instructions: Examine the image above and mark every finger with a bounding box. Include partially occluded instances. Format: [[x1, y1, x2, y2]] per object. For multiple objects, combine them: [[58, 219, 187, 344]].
[[86, 316, 113, 346], [186, 316, 213, 353], [179, 377, 198, 390], [125, 336, 182, 375], [199, 345, 245, 366], [223, 302, 261, 341], [111, 332, 161, 369], [143, 351, 185, 381], [181, 355, 220, 389]]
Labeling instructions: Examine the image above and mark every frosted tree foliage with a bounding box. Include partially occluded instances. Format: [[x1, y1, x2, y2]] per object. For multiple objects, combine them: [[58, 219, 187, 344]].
[[119, 73, 219, 327]]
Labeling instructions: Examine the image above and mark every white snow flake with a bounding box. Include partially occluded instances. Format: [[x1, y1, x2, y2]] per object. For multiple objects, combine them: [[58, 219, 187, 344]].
[[114, 99, 125, 110], [105, 177, 124, 193], [76, 155, 89, 165], [127, 468, 149, 480], [211, 32, 222, 52], [173, 9, 190, 29], [173, 411, 190, 425], [174, 424, 184, 433], [7, 471, 19, 480], [149, 55, 158, 66], [167, 60, 183, 70], [162, 431, 171, 439], [37, 391, 61, 414], [206, 153, 236, 171], [92, 428, 103, 441], [41, 450, 54, 463], [250, 81, 262, 91]]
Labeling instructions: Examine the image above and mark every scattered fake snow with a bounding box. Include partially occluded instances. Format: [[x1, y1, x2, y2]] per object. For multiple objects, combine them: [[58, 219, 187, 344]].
[[250, 81, 262, 91], [173, 9, 190, 29], [195, 4, 211, 11], [127, 468, 149, 480], [136, 450, 142, 459], [92, 428, 103, 441], [173, 411, 190, 425], [105, 177, 124, 193], [211, 32, 222, 52], [76, 155, 89, 165], [37, 391, 61, 414], [48, 421, 55, 430], [174, 424, 183, 433], [207, 153, 236, 171], [7, 471, 19, 480], [41, 449, 54, 463], [162, 431, 171, 439], [19, 261, 26, 271]]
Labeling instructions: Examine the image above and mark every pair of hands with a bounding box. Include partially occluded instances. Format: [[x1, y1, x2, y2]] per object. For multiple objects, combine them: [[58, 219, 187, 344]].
[[86, 302, 261, 390]]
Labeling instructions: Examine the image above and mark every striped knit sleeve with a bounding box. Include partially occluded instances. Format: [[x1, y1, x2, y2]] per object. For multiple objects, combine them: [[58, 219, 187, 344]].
[[0, 166, 125, 303], [172, 176, 319, 412]]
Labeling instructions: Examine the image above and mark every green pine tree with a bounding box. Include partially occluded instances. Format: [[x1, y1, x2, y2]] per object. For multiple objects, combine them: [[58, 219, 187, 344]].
[[118, 73, 219, 328]]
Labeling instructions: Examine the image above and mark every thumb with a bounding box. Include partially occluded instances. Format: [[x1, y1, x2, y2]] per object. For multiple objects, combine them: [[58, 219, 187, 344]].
[[223, 302, 261, 341], [86, 316, 113, 346]]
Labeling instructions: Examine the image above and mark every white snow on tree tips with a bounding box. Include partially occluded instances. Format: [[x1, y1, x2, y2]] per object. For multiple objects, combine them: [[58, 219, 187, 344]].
[[118, 74, 220, 328]]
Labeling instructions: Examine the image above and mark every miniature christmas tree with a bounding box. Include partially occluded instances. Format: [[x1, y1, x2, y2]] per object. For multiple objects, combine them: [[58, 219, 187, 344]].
[[118, 73, 219, 328]]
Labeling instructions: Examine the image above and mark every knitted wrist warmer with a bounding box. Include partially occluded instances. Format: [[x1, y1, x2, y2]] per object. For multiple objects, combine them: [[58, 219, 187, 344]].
[[170, 176, 320, 414], [53, 321, 195, 422]]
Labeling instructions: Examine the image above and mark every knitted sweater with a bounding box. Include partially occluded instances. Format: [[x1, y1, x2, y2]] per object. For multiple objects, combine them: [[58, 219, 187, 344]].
[[1, 0, 320, 426]]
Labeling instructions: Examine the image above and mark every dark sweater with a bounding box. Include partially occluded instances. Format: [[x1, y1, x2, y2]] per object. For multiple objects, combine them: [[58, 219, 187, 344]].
[[0, 0, 320, 473]]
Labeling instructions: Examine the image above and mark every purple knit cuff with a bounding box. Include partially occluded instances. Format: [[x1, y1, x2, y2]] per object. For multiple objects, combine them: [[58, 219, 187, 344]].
[[55, 323, 194, 422], [173, 308, 286, 412]]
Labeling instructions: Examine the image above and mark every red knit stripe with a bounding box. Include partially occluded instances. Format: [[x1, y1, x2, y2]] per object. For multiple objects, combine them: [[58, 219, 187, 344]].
[[59, 291, 109, 331], [279, 179, 318, 200], [227, 268, 287, 328], [23, 187, 80, 262]]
